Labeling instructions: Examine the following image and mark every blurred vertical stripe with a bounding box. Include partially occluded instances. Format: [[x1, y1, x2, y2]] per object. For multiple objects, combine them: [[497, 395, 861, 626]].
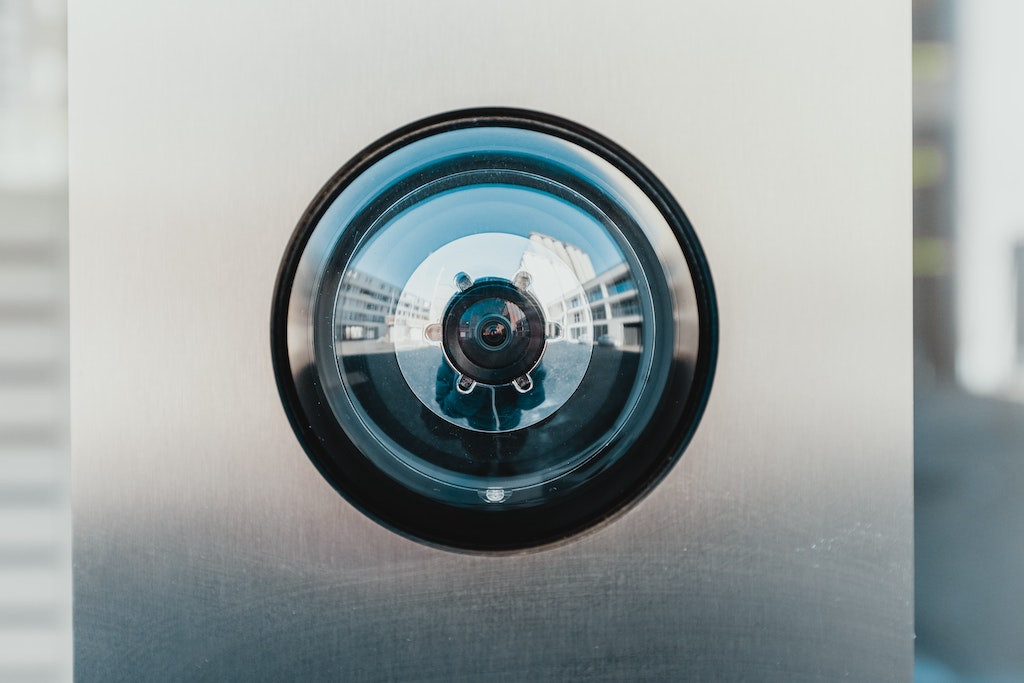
[[0, 0, 71, 681]]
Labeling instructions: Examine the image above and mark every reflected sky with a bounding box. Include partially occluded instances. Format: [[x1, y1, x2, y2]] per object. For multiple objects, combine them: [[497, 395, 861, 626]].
[[395, 232, 594, 321], [348, 184, 624, 290]]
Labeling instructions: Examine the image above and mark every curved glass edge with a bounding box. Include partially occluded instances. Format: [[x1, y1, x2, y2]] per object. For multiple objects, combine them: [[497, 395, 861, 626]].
[[278, 115, 708, 520]]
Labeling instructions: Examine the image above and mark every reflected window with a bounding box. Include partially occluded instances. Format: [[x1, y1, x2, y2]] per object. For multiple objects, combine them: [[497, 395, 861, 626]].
[[610, 297, 641, 317]]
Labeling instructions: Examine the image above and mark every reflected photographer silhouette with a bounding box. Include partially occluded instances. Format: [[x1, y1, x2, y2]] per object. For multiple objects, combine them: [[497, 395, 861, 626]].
[[434, 356, 546, 432]]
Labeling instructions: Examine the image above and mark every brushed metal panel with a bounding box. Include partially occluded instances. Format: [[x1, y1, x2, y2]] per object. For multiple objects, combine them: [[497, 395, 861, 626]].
[[71, 1, 912, 680]]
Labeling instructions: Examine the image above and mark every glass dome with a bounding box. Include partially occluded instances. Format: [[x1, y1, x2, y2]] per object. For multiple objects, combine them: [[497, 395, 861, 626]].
[[273, 109, 716, 550]]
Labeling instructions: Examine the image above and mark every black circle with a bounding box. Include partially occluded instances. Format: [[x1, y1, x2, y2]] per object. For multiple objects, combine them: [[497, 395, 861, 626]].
[[441, 278, 546, 386], [270, 108, 718, 552], [478, 317, 509, 349]]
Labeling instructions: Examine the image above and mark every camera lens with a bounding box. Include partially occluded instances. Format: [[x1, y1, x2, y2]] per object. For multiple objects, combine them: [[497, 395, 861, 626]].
[[478, 318, 508, 349], [272, 108, 716, 550], [442, 277, 546, 387]]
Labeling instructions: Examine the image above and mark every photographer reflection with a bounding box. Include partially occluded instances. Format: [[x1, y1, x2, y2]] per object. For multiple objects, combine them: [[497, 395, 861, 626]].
[[435, 357, 547, 432]]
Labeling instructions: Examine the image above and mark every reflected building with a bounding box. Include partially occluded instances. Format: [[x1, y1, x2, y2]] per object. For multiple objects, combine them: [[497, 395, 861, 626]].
[[521, 233, 596, 343], [527, 232, 596, 283], [582, 263, 643, 348], [522, 232, 641, 347], [339, 234, 643, 348], [336, 270, 431, 342]]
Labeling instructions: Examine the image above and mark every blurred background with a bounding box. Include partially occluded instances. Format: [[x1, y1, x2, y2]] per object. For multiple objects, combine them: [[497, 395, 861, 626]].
[[0, 0, 1020, 680], [0, 0, 70, 681], [914, 0, 1024, 680]]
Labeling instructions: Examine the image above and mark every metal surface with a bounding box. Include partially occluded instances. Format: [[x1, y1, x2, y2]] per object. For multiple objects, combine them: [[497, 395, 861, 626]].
[[71, 1, 912, 680]]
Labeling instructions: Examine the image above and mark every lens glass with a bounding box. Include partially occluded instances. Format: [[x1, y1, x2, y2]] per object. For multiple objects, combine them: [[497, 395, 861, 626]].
[[293, 125, 701, 511]]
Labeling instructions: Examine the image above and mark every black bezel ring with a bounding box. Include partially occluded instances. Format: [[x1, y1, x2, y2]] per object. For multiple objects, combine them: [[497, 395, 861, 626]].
[[271, 107, 718, 553]]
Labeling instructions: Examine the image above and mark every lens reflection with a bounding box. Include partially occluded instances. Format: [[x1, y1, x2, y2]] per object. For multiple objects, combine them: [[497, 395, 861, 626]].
[[305, 125, 691, 508], [277, 115, 711, 546], [435, 356, 547, 432], [386, 228, 598, 434]]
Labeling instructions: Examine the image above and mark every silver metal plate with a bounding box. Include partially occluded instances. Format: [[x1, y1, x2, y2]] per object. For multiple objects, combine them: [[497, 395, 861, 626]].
[[71, 1, 912, 680]]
